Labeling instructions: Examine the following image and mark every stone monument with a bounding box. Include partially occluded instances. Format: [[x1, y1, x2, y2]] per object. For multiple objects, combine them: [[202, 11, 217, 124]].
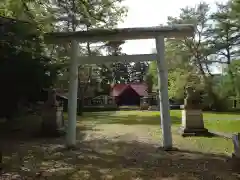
[[180, 86, 209, 136], [231, 133, 240, 171], [41, 88, 65, 136], [232, 133, 240, 159], [140, 96, 149, 110]]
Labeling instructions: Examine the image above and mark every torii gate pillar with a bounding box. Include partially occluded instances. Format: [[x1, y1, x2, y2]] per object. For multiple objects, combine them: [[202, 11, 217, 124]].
[[66, 40, 79, 147], [156, 36, 172, 149]]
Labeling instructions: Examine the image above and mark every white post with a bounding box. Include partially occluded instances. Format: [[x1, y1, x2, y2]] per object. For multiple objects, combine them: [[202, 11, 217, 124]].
[[155, 36, 173, 149], [104, 96, 108, 105], [66, 40, 79, 147]]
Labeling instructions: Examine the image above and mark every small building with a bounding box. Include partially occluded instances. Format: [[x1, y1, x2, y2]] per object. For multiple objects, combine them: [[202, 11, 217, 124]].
[[110, 83, 148, 106]]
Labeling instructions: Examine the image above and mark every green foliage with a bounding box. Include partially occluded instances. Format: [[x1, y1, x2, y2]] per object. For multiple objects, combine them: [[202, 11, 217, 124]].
[[0, 17, 57, 119], [146, 62, 158, 89], [99, 41, 149, 88], [162, 1, 240, 110], [231, 0, 240, 25], [129, 62, 148, 83], [228, 60, 240, 97], [207, 2, 240, 63], [218, 60, 240, 98], [44, 0, 128, 93], [144, 73, 154, 93], [50, 0, 127, 31], [4, 0, 240, 113], [147, 3, 212, 102]]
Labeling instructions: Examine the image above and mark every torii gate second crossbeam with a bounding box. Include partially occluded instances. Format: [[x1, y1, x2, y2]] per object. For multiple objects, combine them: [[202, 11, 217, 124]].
[[44, 24, 195, 150]]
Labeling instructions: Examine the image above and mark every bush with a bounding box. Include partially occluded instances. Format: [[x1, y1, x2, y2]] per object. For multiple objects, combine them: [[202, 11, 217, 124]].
[[201, 93, 229, 111], [140, 103, 149, 110]]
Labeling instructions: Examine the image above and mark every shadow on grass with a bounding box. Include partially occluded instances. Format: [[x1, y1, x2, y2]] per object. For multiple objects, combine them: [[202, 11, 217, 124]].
[[81, 111, 181, 126], [1, 135, 239, 180]]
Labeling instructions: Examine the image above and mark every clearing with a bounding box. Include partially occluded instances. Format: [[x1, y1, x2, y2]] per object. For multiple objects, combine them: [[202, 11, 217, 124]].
[[1, 110, 240, 179]]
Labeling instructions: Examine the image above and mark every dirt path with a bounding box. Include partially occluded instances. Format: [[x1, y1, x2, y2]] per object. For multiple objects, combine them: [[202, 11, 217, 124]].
[[84, 124, 159, 143], [1, 123, 240, 180], [83, 124, 240, 180]]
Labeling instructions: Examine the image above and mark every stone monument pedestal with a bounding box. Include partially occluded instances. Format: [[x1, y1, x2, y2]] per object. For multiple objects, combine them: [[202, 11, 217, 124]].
[[179, 109, 209, 137], [231, 133, 240, 172], [41, 106, 65, 137], [232, 133, 240, 159]]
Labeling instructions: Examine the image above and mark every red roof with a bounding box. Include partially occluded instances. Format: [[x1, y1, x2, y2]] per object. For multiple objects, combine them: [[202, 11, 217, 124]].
[[111, 83, 148, 97]]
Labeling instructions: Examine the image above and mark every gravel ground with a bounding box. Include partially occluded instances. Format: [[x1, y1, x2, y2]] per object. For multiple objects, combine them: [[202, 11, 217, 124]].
[[1, 123, 240, 180]]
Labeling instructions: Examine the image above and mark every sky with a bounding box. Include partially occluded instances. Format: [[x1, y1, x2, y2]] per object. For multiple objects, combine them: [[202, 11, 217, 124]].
[[118, 0, 228, 57]]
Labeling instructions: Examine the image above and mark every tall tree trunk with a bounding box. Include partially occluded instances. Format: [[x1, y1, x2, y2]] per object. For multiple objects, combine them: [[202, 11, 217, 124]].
[[77, 25, 93, 115], [196, 57, 221, 110], [225, 46, 236, 108]]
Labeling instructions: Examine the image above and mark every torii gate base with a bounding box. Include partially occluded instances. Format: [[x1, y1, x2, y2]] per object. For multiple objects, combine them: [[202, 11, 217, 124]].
[[44, 25, 194, 150]]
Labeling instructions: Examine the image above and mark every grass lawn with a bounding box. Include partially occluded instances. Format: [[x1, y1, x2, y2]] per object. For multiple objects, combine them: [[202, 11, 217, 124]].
[[79, 110, 240, 155], [171, 110, 240, 133], [81, 110, 240, 133], [1, 110, 240, 179]]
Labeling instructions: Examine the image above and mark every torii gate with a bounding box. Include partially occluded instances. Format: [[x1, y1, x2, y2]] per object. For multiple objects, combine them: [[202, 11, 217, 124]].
[[44, 25, 194, 150]]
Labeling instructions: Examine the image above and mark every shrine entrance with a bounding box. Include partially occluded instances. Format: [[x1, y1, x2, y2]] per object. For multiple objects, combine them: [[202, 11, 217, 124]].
[[117, 86, 141, 106], [44, 25, 194, 149]]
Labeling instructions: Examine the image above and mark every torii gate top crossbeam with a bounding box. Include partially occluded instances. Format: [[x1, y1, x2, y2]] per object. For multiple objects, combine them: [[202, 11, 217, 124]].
[[44, 24, 194, 44]]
